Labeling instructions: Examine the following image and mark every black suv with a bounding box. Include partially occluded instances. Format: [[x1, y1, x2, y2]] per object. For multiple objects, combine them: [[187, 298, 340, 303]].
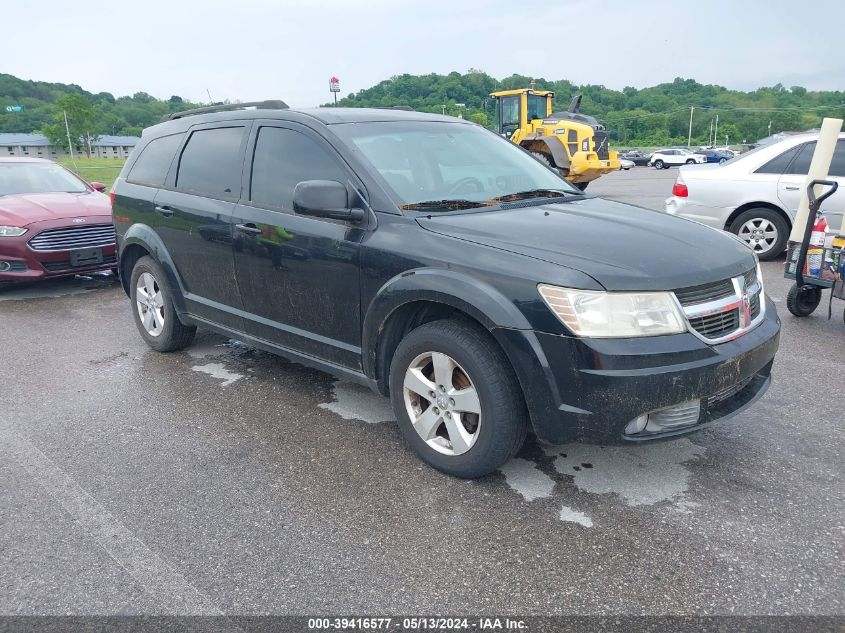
[[112, 102, 780, 478]]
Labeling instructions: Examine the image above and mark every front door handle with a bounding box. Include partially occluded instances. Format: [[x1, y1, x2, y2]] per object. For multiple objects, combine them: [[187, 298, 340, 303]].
[[784, 185, 800, 191], [235, 223, 262, 235], [154, 205, 174, 217]]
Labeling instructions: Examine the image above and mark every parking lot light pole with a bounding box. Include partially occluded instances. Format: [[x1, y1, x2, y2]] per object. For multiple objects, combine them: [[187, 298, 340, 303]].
[[688, 106, 694, 147]]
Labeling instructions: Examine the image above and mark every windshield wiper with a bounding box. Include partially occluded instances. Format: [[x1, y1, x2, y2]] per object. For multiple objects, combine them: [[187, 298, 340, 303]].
[[491, 188, 582, 203], [400, 199, 489, 212]]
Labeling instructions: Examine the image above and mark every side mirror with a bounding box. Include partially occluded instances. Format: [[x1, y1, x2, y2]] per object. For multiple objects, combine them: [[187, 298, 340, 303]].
[[293, 180, 365, 222], [90, 182, 106, 192]]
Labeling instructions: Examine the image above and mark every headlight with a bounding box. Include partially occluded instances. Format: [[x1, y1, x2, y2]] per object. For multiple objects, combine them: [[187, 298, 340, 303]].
[[538, 284, 687, 338], [0, 226, 27, 237]]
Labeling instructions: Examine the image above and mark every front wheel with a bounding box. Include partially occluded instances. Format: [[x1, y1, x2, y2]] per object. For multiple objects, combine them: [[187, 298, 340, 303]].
[[686, 159, 696, 164], [389, 319, 528, 478], [786, 284, 822, 317], [653, 159, 664, 169], [573, 181, 589, 191], [130, 256, 196, 352]]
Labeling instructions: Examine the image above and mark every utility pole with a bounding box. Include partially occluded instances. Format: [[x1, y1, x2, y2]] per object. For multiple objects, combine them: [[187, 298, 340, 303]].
[[63, 110, 75, 162], [709, 119, 713, 146], [768, 120, 772, 137], [725, 134, 729, 149], [713, 114, 719, 147], [687, 106, 695, 148]]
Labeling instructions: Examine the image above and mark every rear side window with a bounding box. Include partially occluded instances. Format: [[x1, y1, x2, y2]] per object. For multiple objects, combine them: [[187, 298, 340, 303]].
[[829, 140, 845, 178], [250, 127, 346, 210], [755, 145, 801, 175], [126, 133, 183, 186], [176, 127, 245, 198], [785, 142, 816, 175]]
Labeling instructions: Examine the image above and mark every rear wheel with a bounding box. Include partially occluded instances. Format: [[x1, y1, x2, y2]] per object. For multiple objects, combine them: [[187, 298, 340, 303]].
[[653, 159, 664, 169], [130, 256, 196, 352], [389, 319, 528, 478], [531, 152, 553, 169], [686, 159, 696, 164], [728, 208, 789, 261], [786, 284, 822, 317]]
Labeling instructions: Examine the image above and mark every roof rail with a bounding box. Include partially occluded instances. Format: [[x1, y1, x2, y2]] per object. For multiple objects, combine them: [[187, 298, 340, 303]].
[[161, 100, 289, 122], [374, 105, 415, 111]]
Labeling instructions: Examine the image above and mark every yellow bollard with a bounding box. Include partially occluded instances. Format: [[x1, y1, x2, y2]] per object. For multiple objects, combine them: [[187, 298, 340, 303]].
[[788, 117, 843, 243]]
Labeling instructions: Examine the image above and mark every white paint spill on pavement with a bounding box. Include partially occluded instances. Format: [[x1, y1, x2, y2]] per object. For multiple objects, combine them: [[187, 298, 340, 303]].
[[500, 458, 556, 501], [559, 505, 593, 527], [318, 381, 394, 423], [549, 439, 705, 506], [191, 362, 245, 387]]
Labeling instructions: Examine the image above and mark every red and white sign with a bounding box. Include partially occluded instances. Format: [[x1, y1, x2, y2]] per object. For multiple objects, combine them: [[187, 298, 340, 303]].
[[329, 76, 340, 93]]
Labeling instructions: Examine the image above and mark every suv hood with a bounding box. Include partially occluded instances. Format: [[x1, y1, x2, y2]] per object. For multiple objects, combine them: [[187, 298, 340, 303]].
[[416, 197, 756, 291], [0, 191, 111, 227]]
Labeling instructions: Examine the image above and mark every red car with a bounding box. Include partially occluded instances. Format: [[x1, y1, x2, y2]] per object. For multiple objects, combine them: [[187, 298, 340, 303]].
[[0, 157, 116, 284]]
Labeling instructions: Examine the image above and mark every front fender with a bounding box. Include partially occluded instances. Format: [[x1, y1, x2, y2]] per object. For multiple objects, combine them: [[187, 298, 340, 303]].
[[120, 223, 188, 316], [361, 268, 533, 381]]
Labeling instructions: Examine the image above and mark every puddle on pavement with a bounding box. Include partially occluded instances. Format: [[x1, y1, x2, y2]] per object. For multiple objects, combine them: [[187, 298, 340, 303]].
[[191, 362, 246, 387], [318, 380, 394, 424]]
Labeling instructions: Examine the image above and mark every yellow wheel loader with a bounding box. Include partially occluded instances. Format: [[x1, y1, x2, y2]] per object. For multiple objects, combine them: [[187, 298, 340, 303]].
[[490, 89, 619, 190]]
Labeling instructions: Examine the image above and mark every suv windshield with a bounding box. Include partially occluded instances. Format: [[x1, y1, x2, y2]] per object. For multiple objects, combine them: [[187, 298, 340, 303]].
[[0, 162, 88, 196], [332, 121, 580, 211]]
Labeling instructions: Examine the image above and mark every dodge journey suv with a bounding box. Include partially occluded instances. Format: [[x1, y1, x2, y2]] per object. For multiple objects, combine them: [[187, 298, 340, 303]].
[[112, 101, 780, 478]]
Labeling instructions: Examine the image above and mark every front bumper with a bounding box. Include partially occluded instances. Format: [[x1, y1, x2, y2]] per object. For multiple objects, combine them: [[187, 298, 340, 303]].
[[494, 296, 781, 444], [0, 216, 117, 282]]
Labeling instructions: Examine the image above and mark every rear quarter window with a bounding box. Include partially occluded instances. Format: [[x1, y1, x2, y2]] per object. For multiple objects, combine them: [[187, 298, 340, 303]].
[[126, 133, 184, 186]]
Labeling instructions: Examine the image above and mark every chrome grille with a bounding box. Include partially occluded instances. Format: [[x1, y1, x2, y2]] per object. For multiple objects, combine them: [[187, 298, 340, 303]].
[[675, 268, 763, 343], [688, 309, 740, 338], [28, 224, 116, 252]]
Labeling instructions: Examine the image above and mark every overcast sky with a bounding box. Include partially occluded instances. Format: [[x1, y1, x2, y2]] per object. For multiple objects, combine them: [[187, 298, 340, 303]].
[[5, 0, 843, 107]]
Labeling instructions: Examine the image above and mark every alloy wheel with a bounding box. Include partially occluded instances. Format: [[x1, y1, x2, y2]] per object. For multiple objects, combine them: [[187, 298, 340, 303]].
[[402, 351, 482, 456], [738, 218, 778, 254], [135, 272, 165, 337]]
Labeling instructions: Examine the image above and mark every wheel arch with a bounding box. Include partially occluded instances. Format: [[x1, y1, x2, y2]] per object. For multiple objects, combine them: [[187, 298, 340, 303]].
[[724, 201, 791, 232], [119, 224, 188, 316], [362, 269, 533, 395], [519, 137, 571, 171]]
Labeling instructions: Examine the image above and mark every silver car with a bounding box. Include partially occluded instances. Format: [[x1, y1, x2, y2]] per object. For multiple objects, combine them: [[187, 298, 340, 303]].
[[665, 132, 845, 260]]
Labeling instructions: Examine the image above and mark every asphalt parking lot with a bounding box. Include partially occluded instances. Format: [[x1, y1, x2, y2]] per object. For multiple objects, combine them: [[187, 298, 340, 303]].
[[1, 166, 843, 617]]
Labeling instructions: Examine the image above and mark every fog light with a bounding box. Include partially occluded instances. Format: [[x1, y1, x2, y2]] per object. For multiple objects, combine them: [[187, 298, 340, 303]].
[[0, 261, 11, 272], [625, 414, 648, 435], [625, 400, 702, 436]]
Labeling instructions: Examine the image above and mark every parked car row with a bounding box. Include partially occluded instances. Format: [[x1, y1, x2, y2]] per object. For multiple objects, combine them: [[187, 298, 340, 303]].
[[620, 147, 735, 169]]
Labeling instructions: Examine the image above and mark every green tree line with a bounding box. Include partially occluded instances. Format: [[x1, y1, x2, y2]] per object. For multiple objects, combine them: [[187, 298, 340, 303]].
[[333, 71, 845, 147], [2, 71, 843, 150], [0, 73, 199, 143]]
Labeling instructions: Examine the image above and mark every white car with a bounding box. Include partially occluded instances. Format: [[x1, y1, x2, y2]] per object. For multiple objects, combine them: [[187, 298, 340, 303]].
[[619, 158, 634, 170], [649, 149, 707, 169], [665, 132, 845, 260]]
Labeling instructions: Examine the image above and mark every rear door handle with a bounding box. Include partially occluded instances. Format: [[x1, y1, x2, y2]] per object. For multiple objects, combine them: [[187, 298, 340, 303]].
[[154, 205, 174, 216], [235, 223, 262, 235], [784, 185, 800, 191]]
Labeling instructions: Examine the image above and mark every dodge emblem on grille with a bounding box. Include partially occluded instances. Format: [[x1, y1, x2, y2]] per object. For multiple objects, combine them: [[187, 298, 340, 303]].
[[72, 218, 86, 224], [737, 275, 751, 328]]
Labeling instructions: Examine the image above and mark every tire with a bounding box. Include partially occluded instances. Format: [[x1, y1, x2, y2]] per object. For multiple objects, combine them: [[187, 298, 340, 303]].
[[686, 159, 696, 165], [728, 208, 789, 261], [531, 151, 553, 169], [653, 159, 664, 169], [388, 319, 528, 479], [573, 181, 589, 191], [129, 256, 196, 352], [719, 158, 727, 164], [786, 284, 822, 317]]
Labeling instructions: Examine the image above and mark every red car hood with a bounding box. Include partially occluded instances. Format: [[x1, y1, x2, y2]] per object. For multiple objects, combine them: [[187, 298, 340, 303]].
[[0, 191, 111, 227]]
